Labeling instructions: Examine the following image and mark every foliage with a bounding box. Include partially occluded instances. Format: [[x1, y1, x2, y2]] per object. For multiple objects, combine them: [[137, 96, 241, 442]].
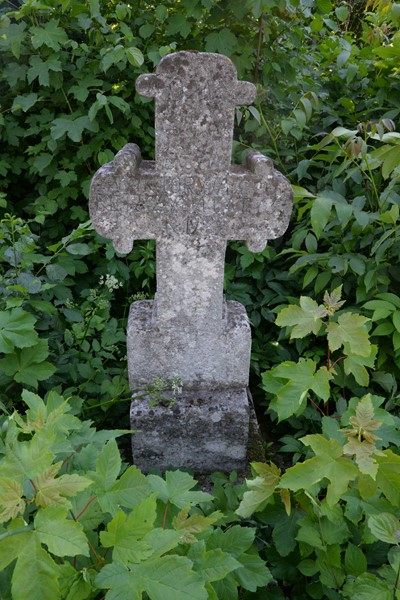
[[0, 391, 272, 599]]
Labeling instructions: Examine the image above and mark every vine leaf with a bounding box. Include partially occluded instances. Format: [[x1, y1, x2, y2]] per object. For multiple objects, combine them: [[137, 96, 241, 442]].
[[34, 505, 89, 557], [236, 462, 281, 518], [34, 462, 92, 508], [188, 541, 241, 582], [148, 471, 212, 509], [326, 312, 370, 356], [280, 435, 358, 506], [11, 534, 60, 600], [0, 478, 25, 523], [263, 358, 332, 421], [275, 296, 325, 338], [173, 509, 223, 544]]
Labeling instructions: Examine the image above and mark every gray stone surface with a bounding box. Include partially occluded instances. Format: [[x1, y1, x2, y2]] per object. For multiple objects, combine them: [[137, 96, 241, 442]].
[[89, 51, 293, 472]]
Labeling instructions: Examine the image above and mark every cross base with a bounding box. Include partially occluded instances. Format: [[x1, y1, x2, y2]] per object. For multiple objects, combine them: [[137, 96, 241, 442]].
[[127, 300, 251, 390], [130, 388, 249, 472]]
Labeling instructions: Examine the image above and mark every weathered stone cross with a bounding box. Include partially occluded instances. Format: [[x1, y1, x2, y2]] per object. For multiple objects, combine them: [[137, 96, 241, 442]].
[[89, 51, 292, 471]]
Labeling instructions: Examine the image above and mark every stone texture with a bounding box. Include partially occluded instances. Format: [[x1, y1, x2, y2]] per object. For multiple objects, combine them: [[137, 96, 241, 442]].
[[89, 51, 293, 472]]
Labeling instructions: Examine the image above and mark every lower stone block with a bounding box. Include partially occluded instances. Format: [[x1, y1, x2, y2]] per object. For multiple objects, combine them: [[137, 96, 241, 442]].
[[130, 388, 250, 473]]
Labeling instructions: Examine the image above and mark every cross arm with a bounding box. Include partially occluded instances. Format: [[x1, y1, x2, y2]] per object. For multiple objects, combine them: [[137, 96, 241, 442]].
[[89, 144, 159, 253]]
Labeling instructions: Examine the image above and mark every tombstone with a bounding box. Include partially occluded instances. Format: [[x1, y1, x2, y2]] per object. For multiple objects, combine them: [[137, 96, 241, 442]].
[[89, 51, 293, 472]]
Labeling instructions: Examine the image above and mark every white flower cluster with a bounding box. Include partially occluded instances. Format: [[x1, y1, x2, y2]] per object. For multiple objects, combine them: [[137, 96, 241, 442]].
[[99, 274, 123, 292]]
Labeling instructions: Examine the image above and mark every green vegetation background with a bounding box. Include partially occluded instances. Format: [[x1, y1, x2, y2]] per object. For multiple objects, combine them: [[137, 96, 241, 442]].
[[0, 0, 400, 598]]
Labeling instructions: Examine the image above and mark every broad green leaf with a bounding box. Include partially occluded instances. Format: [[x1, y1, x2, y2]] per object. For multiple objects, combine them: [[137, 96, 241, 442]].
[[342, 573, 392, 600], [11, 534, 60, 600], [265, 359, 332, 421], [35, 463, 92, 508], [296, 518, 325, 549], [272, 510, 301, 557], [207, 526, 255, 557], [188, 541, 240, 582], [236, 462, 280, 518], [97, 465, 151, 515], [280, 435, 358, 505], [368, 513, 400, 544], [376, 450, 400, 506], [275, 297, 324, 338], [0, 526, 32, 570], [0, 339, 56, 388], [31, 19, 68, 50], [326, 312, 370, 356], [1, 433, 54, 483], [0, 308, 38, 353], [344, 543, 367, 576], [343, 438, 383, 478], [11, 93, 38, 113], [343, 345, 377, 386], [310, 196, 333, 239], [148, 471, 212, 509], [92, 439, 121, 491], [173, 509, 222, 543], [234, 552, 274, 591], [126, 47, 144, 66], [205, 29, 238, 54], [35, 506, 89, 557], [27, 54, 62, 86], [143, 528, 183, 557], [96, 555, 208, 600], [0, 478, 25, 522]]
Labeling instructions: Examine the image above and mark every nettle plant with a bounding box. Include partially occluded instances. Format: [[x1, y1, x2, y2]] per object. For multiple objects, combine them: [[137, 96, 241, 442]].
[[0, 390, 272, 600], [262, 286, 377, 422]]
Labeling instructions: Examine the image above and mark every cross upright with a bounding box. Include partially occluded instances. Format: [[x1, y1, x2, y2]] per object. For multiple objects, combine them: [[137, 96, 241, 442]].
[[90, 52, 292, 393]]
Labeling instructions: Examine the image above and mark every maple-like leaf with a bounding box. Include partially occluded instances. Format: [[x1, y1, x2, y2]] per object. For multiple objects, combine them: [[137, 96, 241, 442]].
[[326, 312, 370, 356], [236, 462, 281, 518], [343, 438, 384, 479], [148, 471, 212, 509], [173, 509, 223, 544], [188, 541, 240, 582], [280, 435, 358, 506], [323, 285, 346, 315], [275, 296, 325, 338], [0, 478, 25, 523], [34, 462, 92, 508]]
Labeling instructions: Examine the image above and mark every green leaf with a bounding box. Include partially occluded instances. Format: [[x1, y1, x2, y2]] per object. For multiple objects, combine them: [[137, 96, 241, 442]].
[[234, 553, 274, 591], [276, 296, 325, 338], [188, 541, 240, 582], [126, 47, 145, 66], [265, 359, 332, 421], [97, 465, 151, 515], [236, 462, 280, 518], [51, 117, 98, 143], [343, 573, 392, 600], [173, 509, 222, 544], [11, 93, 38, 113], [0, 339, 56, 388], [27, 55, 62, 86], [166, 14, 192, 38], [205, 29, 238, 55], [310, 196, 333, 239], [30, 19, 68, 51], [343, 345, 377, 386], [280, 435, 358, 505], [326, 312, 370, 356], [0, 478, 25, 522], [35, 506, 89, 557], [272, 510, 301, 557], [0, 526, 31, 570], [344, 543, 367, 576], [92, 439, 121, 491], [148, 471, 212, 509], [0, 308, 38, 353], [368, 513, 400, 544], [35, 463, 92, 508], [96, 555, 208, 600], [11, 534, 60, 600], [376, 450, 400, 506], [207, 526, 255, 557]]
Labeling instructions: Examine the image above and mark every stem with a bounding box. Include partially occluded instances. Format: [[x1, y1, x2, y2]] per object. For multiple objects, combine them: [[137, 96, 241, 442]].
[[75, 495, 97, 521], [254, 16, 263, 84], [308, 395, 325, 417], [393, 554, 400, 599], [61, 88, 74, 115], [257, 104, 287, 174], [162, 500, 170, 529]]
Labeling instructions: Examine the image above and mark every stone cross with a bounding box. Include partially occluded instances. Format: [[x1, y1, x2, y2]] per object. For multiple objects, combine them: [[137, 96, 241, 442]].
[[89, 51, 293, 472]]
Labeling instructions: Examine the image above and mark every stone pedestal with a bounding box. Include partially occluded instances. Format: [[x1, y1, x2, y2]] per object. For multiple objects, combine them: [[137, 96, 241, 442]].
[[130, 388, 249, 473]]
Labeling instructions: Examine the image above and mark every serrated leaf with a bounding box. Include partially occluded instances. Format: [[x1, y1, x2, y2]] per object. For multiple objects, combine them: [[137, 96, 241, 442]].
[[265, 359, 332, 421], [342, 573, 392, 600], [96, 555, 208, 600], [310, 196, 333, 239], [0, 478, 25, 523], [31, 19, 68, 51], [236, 462, 280, 518], [280, 435, 358, 505], [173, 509, 222, 543], [35, 462, 92, 508], [368, 513, 400, 544], [343, 345, 377, 386], [100, 506, 154, 564], [207, 526, 255, 557], [126, 46, 144, 66], [11, 534, 60, 600], [0, 526, 32, 570], [0, 308, 38, 353], [148, 471, 212, 509], [272, 510, 300, 557], [97, 465, 151, 515], [343, 437, 383, 478], [234, 552, 274, 592], [376, 450, 400, 506], [11, 93, 38, 113], [326, 312, 370, 356], [92, 439, 121, 491], [205, 29, 238, 54], [188, 541, 240, 582], [344, 543, 367, 576], [35, 506, 89, 557], [0, 339, 56, 388], [276, 297, 324, 338]]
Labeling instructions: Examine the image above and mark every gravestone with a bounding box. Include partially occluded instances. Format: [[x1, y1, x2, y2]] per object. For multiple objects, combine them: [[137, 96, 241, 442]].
[[89, 51, 293, 472]]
